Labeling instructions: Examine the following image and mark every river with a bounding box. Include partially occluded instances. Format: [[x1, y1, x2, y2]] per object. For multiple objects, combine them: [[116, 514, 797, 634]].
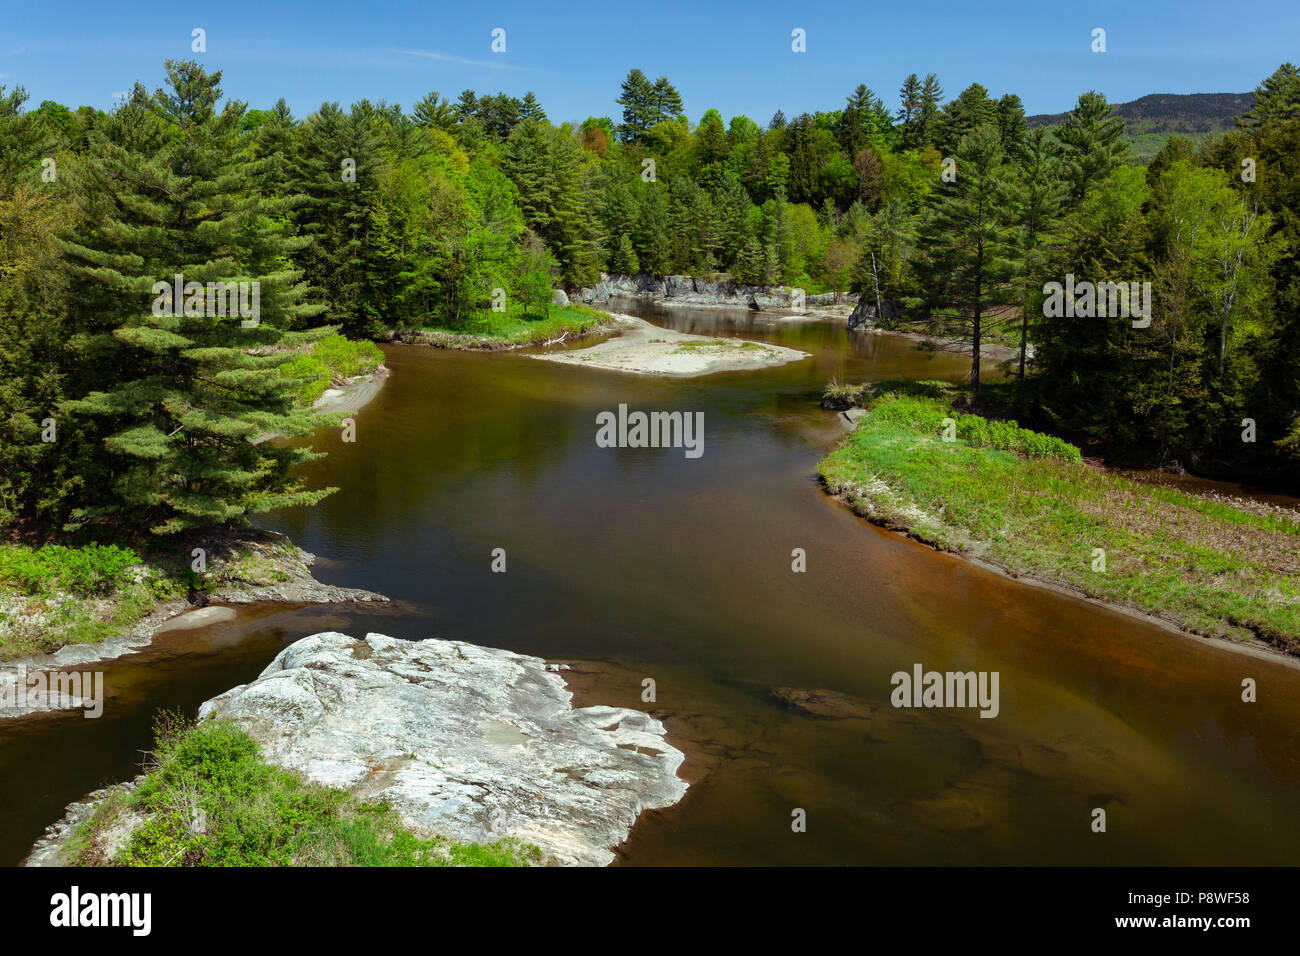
[[4, 302, 1300, 866]]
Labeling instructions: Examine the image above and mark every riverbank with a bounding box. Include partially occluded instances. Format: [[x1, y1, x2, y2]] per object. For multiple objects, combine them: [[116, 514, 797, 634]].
[[388, 303, 615, 351], [0, 531, 388, 715], [817, 382, 1300, 657], [27, 630, 688, 867], [528, 313, 809, 376]]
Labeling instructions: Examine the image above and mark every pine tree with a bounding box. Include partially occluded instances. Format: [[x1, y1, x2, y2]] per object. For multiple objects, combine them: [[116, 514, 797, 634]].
[[1005, 127, 1065, 379], [290, 101, 380, 336], [248, 97, 298, 197], [1236, 63, 1300, 129], [59, 60, 336, 536], [937, 84, 997, 154], [996, 94, 1028, 160], [518, 91, 547, 123], [412, 90, 456, 131], [909, 125, 1019, 391], [650, 77, 684, 122], [896, 74, 923, 147], [1057, 91, 1129, 200], [616, 69, 656, 143], [916, 74, 944, 149]]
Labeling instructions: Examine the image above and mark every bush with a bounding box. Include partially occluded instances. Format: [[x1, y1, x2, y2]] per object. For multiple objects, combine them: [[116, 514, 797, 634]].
[[279, 335, 384, 406], [279, 354, 331, 406], [311, 334, 384, 378], [0, 542, 140, 596]]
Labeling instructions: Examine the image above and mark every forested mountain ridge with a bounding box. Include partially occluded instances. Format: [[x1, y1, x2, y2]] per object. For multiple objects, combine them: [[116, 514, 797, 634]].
[[1028, 91, 1255, 133]]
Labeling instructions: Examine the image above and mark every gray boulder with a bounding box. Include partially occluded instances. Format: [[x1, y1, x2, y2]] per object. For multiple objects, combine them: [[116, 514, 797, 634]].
[[848, 298, 878, 330], [198, 632, 687, 866]]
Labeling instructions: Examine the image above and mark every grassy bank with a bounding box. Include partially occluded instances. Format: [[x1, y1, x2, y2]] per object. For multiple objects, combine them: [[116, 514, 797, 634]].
[[0, 541, 181, 660], [395, 303, 613, 350], [817, 381, 1300, 653], [66, 713, 541, 867], [279, 333, 386, 406], [0, 533, 314, 661]]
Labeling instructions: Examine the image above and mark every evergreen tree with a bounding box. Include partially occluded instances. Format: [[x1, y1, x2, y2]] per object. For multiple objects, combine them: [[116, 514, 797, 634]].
[[909, 125, 1019, 391], [290, 101, 380, 336], [1236, 62, 1300, 129], [1057, 90, 1129, 200], [996, 94, 1027, 160], [1005, 128, 1064, 379], [59, 61, 335, 536], [518, 91, 547, 123], [617, 69, 656, 144], [896, 74, 923, 147], [937, 84, 997, 153], [412, 90, 456, 131], [915, 74, 944, 149]]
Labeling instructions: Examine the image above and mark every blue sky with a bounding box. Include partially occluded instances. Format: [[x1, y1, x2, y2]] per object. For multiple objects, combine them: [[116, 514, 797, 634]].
[[3, 0, 1296, 123]]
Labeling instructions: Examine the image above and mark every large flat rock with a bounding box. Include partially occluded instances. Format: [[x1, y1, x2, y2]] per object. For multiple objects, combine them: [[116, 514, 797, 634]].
[[197, 632, 687, 866]]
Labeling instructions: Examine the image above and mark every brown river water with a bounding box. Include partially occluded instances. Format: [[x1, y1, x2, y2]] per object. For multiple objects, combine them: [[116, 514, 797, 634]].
[[3, 301, 1299, 866]]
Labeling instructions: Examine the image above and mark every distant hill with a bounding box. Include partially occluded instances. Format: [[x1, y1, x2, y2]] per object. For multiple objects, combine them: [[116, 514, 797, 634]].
[[1027, 92, 1255, 135]]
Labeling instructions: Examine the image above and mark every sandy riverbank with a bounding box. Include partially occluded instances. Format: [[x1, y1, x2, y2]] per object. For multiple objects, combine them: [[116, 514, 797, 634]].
[[312, 366, 390, 415], [527, 313, 809, 377]]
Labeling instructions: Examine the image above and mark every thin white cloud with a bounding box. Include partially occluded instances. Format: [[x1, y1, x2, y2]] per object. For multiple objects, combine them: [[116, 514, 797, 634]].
[[400, 48, 536, 72]]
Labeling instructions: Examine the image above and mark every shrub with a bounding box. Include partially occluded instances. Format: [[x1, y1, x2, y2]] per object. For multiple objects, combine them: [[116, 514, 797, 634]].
[[279, 335, 384, 406], [0, 543, 140, 596], [278, 354, 332, 406], [311, 334, 384, 378]]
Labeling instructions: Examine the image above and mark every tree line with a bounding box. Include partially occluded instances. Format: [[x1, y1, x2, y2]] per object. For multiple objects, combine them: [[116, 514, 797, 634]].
[[0, 60, 1297, 541]]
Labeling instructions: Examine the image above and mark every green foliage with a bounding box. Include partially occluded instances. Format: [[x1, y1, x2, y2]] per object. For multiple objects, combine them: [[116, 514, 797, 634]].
[[83, 715, 541, 867], [3, 54, 1299, 539], [278, 354, 332, 406], [0, 542, 140, 596], [312, 334, 383, 377], [819, 396, 1300, 650], [858, 391, 1082, 461]]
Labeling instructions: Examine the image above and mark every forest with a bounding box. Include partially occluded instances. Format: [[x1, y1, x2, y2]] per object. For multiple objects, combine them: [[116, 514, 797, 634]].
[[0, 60, 1298, 541]]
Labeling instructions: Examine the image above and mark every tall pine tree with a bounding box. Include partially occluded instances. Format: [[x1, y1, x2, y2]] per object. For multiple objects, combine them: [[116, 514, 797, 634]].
[[59, 61, 336, 536]]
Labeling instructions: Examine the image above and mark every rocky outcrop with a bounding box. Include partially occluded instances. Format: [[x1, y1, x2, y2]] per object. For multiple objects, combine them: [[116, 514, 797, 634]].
[[27, 631, 688, 867], [576, 272, 858, 312], [198, 632, 686, 866], [551, 288, 570, 307], [848, 298, 878, 330]]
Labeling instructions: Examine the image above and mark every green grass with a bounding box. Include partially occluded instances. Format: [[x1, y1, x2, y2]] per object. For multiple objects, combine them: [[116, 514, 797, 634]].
[[71, 713, 542, 867], [0, 542, 141, 596], [0, 541, 168, 659], [0, 534, 310, 661], [406, 303, 612, 349], [279, 334, 385, 406], [817, 384, 1300, 652]]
